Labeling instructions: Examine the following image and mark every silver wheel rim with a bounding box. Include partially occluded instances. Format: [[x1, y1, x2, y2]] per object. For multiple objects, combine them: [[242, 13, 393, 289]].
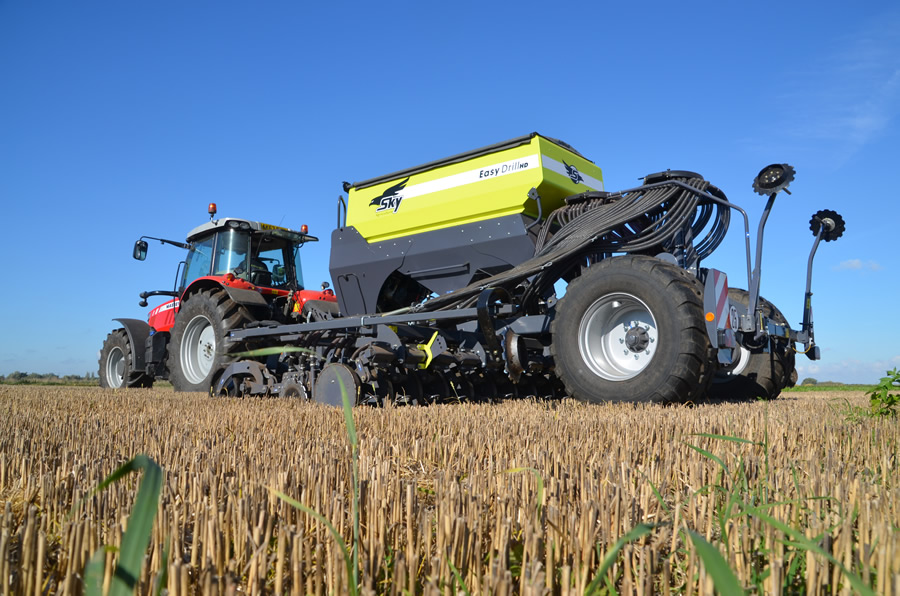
[[181, 314, 216, 385], [578, 292, 658, 381], [105, 346, 125, 388]]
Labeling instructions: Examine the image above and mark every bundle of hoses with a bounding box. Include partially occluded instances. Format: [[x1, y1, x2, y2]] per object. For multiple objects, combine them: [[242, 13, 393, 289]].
[[415, 175, 730, 313]]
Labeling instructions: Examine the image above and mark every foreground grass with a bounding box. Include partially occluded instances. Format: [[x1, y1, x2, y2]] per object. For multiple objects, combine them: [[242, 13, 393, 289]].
[[0, 386, 897, 594]]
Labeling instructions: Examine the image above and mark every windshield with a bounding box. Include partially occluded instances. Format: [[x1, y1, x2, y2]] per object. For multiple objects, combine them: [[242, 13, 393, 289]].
[[213, 229, 250, 276]]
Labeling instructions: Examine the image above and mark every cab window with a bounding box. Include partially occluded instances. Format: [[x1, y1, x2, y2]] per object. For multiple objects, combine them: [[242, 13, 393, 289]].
[[252, 235, 303, 289], [181, 235, 214, 288], [213, 230, 250, 277]]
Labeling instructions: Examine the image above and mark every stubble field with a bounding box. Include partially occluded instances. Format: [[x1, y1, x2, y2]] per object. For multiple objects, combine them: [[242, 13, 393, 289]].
[[0, 386, 897, 595]]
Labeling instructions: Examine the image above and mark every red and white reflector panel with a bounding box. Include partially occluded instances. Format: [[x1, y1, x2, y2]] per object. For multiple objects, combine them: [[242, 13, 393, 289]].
[[703, 269, 733, 351], [712, 270, 730, 329]]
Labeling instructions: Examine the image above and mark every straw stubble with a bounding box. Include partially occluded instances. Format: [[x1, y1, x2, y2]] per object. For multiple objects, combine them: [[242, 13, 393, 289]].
[[0, 386, 896, 594]]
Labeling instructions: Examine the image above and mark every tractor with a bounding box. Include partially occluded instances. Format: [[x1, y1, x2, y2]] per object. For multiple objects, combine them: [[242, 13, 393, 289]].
[[98, 205, 336, 392]]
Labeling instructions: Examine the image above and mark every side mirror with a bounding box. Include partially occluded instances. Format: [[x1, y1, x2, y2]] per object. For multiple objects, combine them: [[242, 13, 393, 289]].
[[133, 240, 148, 261], [273, 265, 285, 282]]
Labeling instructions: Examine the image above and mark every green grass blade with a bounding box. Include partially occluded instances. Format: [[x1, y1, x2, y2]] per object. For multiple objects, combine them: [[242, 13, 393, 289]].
[[230, 345, 320, 358], [686, 530, 745, 595], [639, 470, 670, 515], [84, 547, 108, 595], [447, 557, 471, 596], [684, 442, 730, 476], [69, 454, 160, 520], [153, 538, 170, 596], [271, 488, 358, 596], [336, 374, 360, 592], [691, 432, 758, 445], [76, 455, 163, 596], [110, 455, 163, 596], [739, 496, 833, 517], [748, 510, 874, 596], [585, 523, 657, 595], [337, 375, 358, 447]]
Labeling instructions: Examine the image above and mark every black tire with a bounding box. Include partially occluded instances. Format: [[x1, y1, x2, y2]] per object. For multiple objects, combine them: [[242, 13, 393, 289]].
[[709, 288, 796, 400], [550, 255, 714, 404], [98, 329, 153, 389], [168, 288, 254, 392]]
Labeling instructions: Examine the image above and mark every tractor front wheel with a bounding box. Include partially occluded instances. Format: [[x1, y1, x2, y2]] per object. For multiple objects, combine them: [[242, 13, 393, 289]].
[[99, 329, 153, 389], [168, 288, 254, 392], [551, 255, 714, 404]]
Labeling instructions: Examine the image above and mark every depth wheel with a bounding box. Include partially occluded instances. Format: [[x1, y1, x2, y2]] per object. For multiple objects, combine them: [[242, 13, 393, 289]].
[[314, 363, 361, 406], [551, 255, 714, 404], [168, 288, 254, 392], [710, 288, 796, 400], [98, 329, 153, 389]]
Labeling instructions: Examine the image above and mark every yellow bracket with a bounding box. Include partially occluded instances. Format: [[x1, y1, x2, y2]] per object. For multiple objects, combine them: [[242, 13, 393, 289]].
[[416, 331, 439, 370]]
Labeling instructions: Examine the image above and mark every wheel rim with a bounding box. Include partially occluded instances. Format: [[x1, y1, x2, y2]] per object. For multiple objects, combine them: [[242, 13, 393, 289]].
[[105, 346, 125, 388], [181, 314, 216, 385], [578, 292, 658, 381]]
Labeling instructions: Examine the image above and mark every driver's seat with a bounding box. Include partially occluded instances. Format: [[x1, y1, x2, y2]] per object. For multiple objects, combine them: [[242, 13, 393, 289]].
[[249, 258, 272, 287]]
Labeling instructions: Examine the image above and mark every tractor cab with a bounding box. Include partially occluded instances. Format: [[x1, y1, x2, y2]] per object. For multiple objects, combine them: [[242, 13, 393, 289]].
[[131, 204, 320, 321], [181, 217, 313, 293]]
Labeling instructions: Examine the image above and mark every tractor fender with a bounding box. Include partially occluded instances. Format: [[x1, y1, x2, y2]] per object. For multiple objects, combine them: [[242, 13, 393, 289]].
[[182, 280, 269, 309], [112, 318, 151, 374], [221, 286, 269, 308]]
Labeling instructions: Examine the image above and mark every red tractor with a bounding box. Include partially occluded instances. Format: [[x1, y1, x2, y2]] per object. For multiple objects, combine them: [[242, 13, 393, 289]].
[[98, 204, 337, 392]]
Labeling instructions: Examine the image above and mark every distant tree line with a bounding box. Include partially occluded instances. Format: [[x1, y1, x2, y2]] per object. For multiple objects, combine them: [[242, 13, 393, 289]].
[[800, 378, 850, 387], [0, 371, 99, 385]]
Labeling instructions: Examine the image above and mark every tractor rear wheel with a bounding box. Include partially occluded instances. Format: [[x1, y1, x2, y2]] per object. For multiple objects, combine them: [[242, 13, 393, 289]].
[[99, 329, 153, 389], [168, 288, 254, 392], [710, 288, 796, 400], [551, 255, 714, 404]]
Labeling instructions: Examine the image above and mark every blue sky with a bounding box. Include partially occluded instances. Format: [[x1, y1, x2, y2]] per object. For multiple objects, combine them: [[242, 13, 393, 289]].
[[1, 1, 898, 383]]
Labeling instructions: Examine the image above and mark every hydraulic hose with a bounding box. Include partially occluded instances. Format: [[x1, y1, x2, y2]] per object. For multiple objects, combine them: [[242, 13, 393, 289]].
[[415, 175, 731, 313]]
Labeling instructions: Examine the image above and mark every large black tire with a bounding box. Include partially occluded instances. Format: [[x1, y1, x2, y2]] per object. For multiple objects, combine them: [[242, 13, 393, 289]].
[[98, 329, 153, 389], [168, 288, 255, 392], [710, 288, 796, 400], [551, 255, 715, 404]]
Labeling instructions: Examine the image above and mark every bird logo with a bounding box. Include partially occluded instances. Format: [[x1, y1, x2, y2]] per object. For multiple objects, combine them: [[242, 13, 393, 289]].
[[369, 177, 410, 213], [563, 161, 583, 184]]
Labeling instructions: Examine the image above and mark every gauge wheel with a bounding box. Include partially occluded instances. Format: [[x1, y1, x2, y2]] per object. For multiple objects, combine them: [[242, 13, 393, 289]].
[[710, 288, 796, 400], [551, 255, 714, 404]]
